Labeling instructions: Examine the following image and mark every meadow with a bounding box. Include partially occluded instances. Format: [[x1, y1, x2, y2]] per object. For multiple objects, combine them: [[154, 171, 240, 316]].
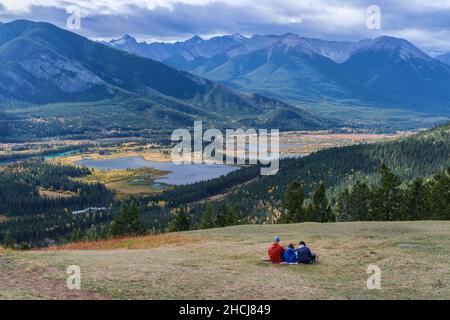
[[1, 221, 449, 300]]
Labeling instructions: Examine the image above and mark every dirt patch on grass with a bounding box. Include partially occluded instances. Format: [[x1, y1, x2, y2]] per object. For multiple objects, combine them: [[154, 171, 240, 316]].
[[0, 254, 107, 300], [43, 234, 202, 251]]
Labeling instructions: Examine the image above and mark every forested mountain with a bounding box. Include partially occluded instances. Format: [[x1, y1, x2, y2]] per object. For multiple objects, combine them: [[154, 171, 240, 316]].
[[0, 20, 330, 132], [107, 33, 450, 113], [1, 122, 449, 247]]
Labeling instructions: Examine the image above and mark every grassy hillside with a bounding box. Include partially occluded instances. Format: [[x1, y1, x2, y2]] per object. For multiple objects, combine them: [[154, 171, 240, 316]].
[[1, 221, 449, 299]]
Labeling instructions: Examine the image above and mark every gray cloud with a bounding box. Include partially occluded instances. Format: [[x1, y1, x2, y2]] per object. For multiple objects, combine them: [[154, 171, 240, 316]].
[[0, 0, 449, 51]]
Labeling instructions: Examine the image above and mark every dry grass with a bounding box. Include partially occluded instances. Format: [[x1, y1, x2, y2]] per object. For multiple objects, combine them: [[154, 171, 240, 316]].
[[3, 221, 450, 300], [0, 253, 107, 299], [38, 189, 75, 199], [76, 167, 169, 196], [43, 234, 200, 251], [278, 131, 408, 155], [0, 139, 89, 161]]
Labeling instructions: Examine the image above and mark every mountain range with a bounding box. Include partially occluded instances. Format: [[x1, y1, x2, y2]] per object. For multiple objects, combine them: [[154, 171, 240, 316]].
[[0, 20, 330, 131], [437, 52, 450, 66], [106, 33, 450, 114]]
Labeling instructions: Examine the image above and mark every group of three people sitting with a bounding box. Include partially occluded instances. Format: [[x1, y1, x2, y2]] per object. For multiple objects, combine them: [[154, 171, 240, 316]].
[[268, 236, 317, 264]]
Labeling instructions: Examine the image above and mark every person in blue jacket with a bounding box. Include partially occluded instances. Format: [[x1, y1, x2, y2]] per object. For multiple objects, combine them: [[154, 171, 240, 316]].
[[283, 243, 297, 263], [296, 241, 317, 264]]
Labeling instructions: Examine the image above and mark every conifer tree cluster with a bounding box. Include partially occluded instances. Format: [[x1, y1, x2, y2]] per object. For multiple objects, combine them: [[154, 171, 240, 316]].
[[337, 166, 450, 221], [109, 203, 145, 237], [281, 180, 334, 223], [280, 165, 450, 223]]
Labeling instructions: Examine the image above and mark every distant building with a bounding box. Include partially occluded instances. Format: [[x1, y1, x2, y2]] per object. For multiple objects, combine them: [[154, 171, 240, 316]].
[[72, 207, 108, 215]]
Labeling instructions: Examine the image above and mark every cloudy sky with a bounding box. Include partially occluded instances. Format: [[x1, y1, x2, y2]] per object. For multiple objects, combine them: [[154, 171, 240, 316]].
[[1, 0, 450, 52]]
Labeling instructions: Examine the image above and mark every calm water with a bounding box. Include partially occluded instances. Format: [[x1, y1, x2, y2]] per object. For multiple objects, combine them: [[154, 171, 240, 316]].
[[0, 149, 80, 166], [75, 156, 239, 186], [44, 150, 80, 160]]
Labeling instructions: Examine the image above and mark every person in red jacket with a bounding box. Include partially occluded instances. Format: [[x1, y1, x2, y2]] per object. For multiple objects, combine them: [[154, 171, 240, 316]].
[[268, 236, 285, 263]]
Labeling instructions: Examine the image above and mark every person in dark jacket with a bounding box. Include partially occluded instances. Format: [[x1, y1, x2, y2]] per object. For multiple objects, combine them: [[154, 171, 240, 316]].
[[296, 241, 316, 264], [283, 243, 297, 264]]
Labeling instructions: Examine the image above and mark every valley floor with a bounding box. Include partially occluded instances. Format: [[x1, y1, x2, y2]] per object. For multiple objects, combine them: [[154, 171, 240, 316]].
[[1, 221, 449, 300]]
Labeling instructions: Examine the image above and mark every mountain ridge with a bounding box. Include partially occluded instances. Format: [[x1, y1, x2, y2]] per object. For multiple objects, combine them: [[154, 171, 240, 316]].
[[437, 52, 450, 65], [0, 20, 331, 132], [105, 33, 450, 113]]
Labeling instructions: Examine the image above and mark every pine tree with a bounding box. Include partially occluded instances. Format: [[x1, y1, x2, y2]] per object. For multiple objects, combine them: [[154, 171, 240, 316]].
[[200, 205, 216, 229], [216, 205, 229, 227], [354, 181, 372, 221], [69, 228, 84, 243], [371, 164, 402, 221], [309, 182, 334, 222], [110, 203, 145, 238], [403, 177, 430, 220], [281, 180, 306, 223], [3, 231, 15, 248], [97, 225, 110, 240], [18, 242, 30, 250], [336, 189, 352, 221], [429, 169, 450, 219], [228, 206, 242, 226], [337, 181, 372, 222], [168, 208, 191, 232], [127, 202, 145, 235], [84, 225, 98, 241], [110, 206, 128, 237]]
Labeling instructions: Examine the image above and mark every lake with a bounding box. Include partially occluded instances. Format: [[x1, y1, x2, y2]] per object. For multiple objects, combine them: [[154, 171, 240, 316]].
[[75, 156, 239, 185]]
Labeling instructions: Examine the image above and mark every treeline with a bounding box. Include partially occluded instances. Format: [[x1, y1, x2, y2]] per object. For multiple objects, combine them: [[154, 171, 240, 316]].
[[2, 203, 149, 248], [64, 203, 147, 243], [57, 203, 161, 244], [1, 210, 115, 247], [0, 160, 115, 246], [167, 205, 244, 232], [281, 165, 450, 223], [337, 165, 450, 221], [0, 160, 113, 216]]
